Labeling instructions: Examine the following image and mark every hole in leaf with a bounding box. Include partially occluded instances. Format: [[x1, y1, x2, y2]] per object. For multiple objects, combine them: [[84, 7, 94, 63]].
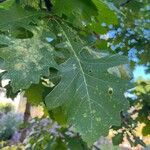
[[108, 87, 113, 95], [46, 37, 54, 43]]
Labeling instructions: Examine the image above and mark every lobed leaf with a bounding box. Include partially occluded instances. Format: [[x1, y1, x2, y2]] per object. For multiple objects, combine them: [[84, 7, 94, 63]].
[[52, 0, 118, 29], [0, 26, 57, 92], [0, 3, 43, 31], [45, 21, 131, 145]]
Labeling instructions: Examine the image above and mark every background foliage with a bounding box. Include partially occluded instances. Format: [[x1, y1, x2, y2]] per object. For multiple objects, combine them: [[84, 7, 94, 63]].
[[0, 0, 149, 149]]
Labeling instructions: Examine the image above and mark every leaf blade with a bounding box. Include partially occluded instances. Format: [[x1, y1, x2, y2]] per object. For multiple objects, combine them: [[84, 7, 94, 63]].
[[0, 27, 57, 92], [45, 22, 130, 145]]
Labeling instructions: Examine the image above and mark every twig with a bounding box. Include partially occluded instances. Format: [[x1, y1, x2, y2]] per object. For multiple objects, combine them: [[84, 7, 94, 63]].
[[120, 0, 133, 7], [93, 144, 101, 150]]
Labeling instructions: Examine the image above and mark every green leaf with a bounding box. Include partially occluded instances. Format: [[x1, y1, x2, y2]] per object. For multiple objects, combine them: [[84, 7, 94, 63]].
[[66, 135, 90, 150], [52, 0, 98, 27], [89, 0, 118, 33], [4, 82, 19, 99], [52, 0, 118, 30], [45, 21, 130, 145], [0, 0, 15, 9], [24, 82, 47, 105], [0, 26, 57, 92], [49, 106, 68, 126], [46, 138, 67, 150], [142, 121, 150, 136], [0, 35, 11, 46], [0, 4, 42, 31], [112, 133, 124, 145]]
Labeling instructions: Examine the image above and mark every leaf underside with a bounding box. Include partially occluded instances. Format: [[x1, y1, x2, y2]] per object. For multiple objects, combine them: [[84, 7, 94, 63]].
[[45, 21, 130, 145], [0, 4, 42, 32], [0, 1, 131, 145], [0, 27, 56, 92]]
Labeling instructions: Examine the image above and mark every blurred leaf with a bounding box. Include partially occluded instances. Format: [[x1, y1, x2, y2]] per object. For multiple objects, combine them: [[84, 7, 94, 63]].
[[49, 106, 68, 126], [4, 82, 19, 99], [66, 135, 89, 150], [112, 133, 124, 145], [24, 81, 49, 105], [142, 121, 150, 136]]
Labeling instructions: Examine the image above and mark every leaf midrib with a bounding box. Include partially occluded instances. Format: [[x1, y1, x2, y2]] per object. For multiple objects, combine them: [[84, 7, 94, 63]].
[[59, 23, 93, 131]]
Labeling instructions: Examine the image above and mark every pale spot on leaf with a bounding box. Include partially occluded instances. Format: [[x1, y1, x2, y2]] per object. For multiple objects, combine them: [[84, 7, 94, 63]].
[[96, 117, 101, 122], [108, 87, 113, 95]]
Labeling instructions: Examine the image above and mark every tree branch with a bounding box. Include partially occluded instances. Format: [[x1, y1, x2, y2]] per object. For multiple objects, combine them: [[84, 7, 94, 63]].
[[120, 0, 133, 7]]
